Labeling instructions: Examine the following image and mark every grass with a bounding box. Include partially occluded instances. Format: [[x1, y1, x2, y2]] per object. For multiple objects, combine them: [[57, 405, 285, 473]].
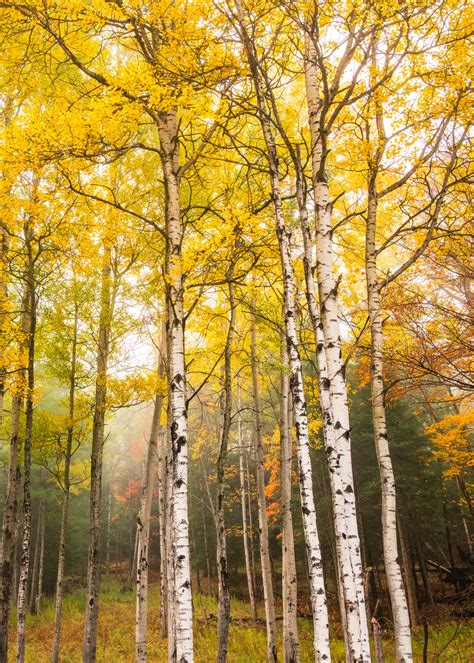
[[8, 580, 473, 661]]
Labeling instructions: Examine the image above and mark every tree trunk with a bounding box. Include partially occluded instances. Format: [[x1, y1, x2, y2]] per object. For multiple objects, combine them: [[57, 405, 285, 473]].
[[195, 536, 201, 595], [237, 380, 258, 623], [281, 347, 300, 663], [129, 528, 139, 589], [398, 519, 419, 628], [414, 536, 433, 605], [201, 497, 212, 597], [304, 33, 370, 661], [0, 222, 8, 432], [366, 186, 413, 662], [166, 410, 176, 660], [216, 280, 235, 663], [135, 344, 165, 662], [157, 107, 193, 663], [29, 505, 42, 614], [251, 311, 278, 663], [35, 505, 45, 614], [82, 241, 113, 663], [372, 618, 384, 663], [52, 296, 78, 663], [456, 477, 472, 555], [246, 452, 258, 602], [16, 258, 36, 663], [158, 403, 168, 638], [235, 6, 331, 657], [294, 139, 354, 658], [12, 473, 22, 607]]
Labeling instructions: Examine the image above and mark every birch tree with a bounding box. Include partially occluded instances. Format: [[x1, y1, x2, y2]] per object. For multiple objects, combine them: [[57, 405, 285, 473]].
[[16, 205, 43, 663], [280, 345, 299, 663], [82, 238, 113, 663], [0, 286, 29, 660], [303, 33, 371, 661], [232, 3, 331, 658], [361, 41, 469, 658]]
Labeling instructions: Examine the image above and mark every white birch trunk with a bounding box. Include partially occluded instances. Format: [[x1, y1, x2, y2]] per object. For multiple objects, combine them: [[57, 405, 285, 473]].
[[129, 528, 139, 589], [166, 420, 176, 661], [281, 346, 300, 663], [295, 144, 355, 658], [366, 189, 413, 662], [12, 509, 21, 606], [304, 34, 370, 661], [157, 107, 194, 662], [236, 16, 331, 655]]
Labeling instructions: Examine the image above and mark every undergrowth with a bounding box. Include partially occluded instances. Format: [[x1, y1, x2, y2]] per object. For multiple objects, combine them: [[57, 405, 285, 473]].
[[7, 579, 473, 661]]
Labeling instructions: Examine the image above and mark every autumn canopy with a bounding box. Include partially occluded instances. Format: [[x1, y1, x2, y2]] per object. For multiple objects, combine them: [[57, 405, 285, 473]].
[[0, 1, 472, 662]]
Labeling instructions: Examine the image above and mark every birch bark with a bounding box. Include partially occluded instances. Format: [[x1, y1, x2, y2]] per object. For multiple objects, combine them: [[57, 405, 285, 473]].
[[0, 359, 25, 663], [52, 295, 78, 663], [16, 249, 36, 663], [366, 187, 413, 662], [304, 34, 370, 661], [216, 280, 235, 663], [281, 345, 300, 663], [294, 143, 354, 657]]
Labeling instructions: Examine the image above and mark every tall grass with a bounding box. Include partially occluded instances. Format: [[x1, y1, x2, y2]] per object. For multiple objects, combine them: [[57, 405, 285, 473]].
[[7, 581, 473, 661]]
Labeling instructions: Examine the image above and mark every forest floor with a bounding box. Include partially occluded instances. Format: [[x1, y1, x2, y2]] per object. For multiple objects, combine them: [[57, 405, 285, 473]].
[[8, 579, 474, 662]]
